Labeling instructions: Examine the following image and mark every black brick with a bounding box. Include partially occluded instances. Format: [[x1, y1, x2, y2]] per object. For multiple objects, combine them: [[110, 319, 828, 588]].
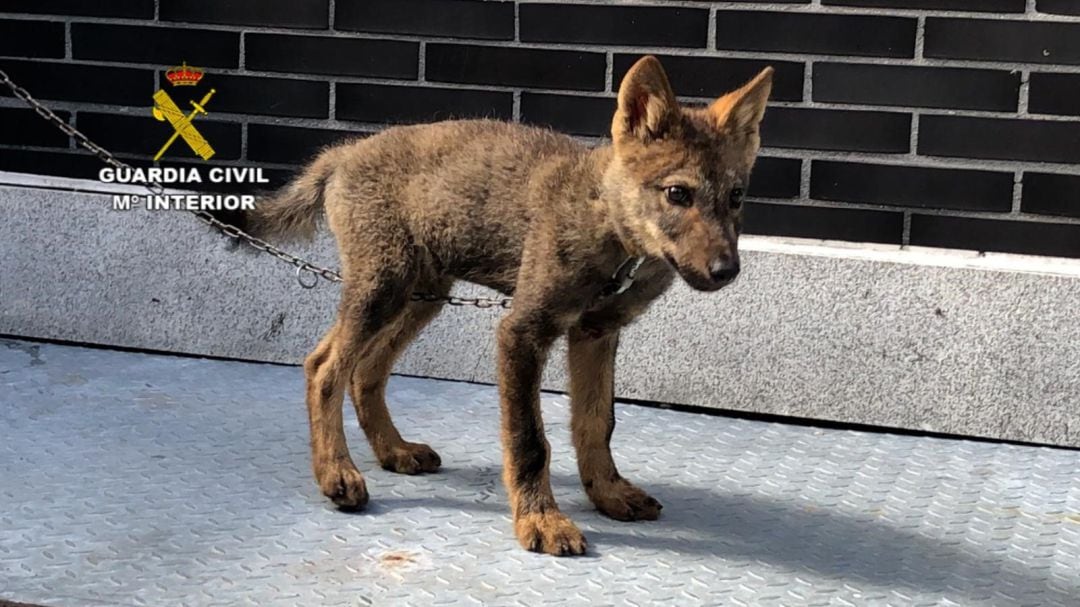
[[336, 0, 514, 40], [246, 34, 418, 80], [0, 149, 108, 180], [521, 4, 708, 48], [77, 112, 241, 161], [253, 167, 296, 190], [613, 54, 803, 102], [155, 73, 329, 119], [340, 84, 513, 125], [763, 108, 911, 153], [1022, 173, 1080, 219], [520, 93, 613, 137], [247, 124, 360, 165], [0, 0, 153, 18], [1037, 0, 1080, 16], [813, 63, 1019, 112], [161, 0, 328, 28], [427, 44, 605, 92], [0, 19, 64, 59], [750, 157, 802, 200], [72, 24, 240, 68], [824, 0, 1024, 11], [919, 116, 1080, 165], [2, 108, 71, 148], [910, 215, 1080, 258], [925, 18, 1080, 65], [811, 161, 1013, 212], [715, 11, 916, 58], [743, 202, 903, 244], [0, 60, 154, 106], [1028, 73, 1080, 117]]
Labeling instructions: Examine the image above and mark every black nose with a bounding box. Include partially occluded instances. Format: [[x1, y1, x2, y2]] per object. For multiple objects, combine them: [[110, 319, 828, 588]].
[[709, 260, 740, 283]]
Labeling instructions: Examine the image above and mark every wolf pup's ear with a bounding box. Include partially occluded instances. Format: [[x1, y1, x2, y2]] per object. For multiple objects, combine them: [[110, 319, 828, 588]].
[[612, 55, 679, 144], [709, 67, 774, 135]]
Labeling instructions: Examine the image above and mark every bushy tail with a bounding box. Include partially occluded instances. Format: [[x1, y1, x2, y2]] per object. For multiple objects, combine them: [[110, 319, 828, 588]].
[[211, 152, 335, 243]]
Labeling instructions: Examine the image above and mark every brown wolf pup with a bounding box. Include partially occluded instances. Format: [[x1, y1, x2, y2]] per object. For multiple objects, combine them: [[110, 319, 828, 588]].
[[216, 56, 772, 556]]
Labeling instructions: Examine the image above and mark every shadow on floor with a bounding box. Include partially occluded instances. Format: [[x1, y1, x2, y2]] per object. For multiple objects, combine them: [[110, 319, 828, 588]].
[[371, 463, 1078, 605]]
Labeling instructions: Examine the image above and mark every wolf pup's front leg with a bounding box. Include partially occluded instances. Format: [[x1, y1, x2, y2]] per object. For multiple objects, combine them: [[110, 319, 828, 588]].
[[496, 307, 586, 556], [567, 327, 662, 521]]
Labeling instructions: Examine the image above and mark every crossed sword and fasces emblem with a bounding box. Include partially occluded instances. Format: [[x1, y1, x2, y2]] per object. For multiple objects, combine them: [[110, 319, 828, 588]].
[[151, 88, 216, 162]]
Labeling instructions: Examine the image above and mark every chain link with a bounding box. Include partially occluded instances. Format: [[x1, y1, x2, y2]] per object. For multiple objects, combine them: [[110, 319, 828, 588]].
[[0, 68, 513, 309]]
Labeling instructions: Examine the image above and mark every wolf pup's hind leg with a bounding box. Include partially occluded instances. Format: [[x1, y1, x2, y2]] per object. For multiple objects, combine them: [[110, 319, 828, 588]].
[[304, 322, 368, 509], [348, 286, 449, 475], [305, 240, 418, 510]]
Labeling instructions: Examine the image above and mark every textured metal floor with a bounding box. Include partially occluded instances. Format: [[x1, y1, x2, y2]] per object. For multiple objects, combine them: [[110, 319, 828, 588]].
[[1, 339, 1079, 606]]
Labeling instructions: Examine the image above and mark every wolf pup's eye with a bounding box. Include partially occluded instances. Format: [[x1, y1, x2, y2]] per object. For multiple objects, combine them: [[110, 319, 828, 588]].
[[665, 186, 692, 207], [729, 187, 746, 210]]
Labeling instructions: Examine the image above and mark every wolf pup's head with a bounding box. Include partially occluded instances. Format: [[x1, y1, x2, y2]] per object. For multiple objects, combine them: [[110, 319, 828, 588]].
[[605, 56, 773, 292]]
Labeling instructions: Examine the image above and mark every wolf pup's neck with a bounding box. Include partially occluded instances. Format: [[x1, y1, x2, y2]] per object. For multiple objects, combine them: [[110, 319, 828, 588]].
[[585, 144, 649, 259]]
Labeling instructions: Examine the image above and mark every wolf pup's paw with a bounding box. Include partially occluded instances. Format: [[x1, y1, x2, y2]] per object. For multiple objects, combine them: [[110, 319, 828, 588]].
[[379, 442, 442, 475], [318, 461, 369, 511], [589, 480, 662, 522], [514, 511, 588, 556]]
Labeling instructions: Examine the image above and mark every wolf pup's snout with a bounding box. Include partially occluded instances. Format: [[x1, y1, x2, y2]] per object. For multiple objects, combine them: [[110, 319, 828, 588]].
[[708, 256, 740, 284]]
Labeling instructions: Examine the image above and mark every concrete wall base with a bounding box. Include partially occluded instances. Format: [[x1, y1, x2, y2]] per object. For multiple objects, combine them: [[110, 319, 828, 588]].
[[3, 176, 1079, 446]]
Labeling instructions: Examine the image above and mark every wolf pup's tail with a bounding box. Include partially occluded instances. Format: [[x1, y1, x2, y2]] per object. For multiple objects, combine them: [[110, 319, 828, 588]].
[[209, 152, 335, 243]]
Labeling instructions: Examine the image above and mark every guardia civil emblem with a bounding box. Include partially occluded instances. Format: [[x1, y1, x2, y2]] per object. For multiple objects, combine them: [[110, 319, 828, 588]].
[[151, 61, 216, 161]]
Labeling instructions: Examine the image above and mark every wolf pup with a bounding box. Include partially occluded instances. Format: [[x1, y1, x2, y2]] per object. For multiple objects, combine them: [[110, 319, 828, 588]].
[[217, 56, 772, 556]]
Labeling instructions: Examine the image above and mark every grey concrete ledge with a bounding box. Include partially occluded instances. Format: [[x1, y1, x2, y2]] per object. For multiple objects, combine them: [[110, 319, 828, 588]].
[[2, 173, 1079, 447]]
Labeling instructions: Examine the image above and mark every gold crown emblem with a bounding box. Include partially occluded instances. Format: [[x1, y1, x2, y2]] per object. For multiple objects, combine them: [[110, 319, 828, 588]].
[[165, 61, 204, 87]]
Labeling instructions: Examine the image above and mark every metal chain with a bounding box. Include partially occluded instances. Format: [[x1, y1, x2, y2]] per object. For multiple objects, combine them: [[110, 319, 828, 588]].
[[0, 68, 512, 309]]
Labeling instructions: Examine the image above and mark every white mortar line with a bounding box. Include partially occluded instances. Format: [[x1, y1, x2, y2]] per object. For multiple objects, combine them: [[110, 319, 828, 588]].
[[908, 112, 920, 158], [514, 1, 521, 42], [707, 6, 717, 51], [417, 41, 427, 83], [239, 122, 248, 161], [1012, 171, 1024, 214], [328, 81, 337, 120], [604, 52, 613, 93], [511, 0, 1080, 21], [1018, 70, 1031, 115], [5, 3, 1078, 26], [798, 158, 811, 201], [914, 15, 925, 62], [237, 29, 246, 69], [64, 21, 72, 60]]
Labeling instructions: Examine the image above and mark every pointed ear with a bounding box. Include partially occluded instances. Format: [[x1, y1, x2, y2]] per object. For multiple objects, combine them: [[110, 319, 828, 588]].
[[612, 55, 679, 143], [709, 67, 774, 134]]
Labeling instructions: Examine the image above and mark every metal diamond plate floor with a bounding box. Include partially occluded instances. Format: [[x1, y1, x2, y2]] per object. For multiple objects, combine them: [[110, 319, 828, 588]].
[[2, 339, 1079, 607]]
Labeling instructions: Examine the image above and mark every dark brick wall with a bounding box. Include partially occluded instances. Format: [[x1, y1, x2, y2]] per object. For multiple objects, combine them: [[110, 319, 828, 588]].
[[1, 1, 1079, 258]]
